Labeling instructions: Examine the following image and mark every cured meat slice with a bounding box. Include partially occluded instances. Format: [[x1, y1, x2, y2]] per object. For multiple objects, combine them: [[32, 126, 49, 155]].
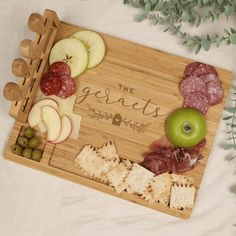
[[206, 81, 224, 105], [191, 63, 218, 77], [183, 62, 200, 78], [179, 75, 206, 96], [183, 92, 209, 114], [40, 73, 62, 96], [199, 73, 220, 85], [141, 136, 206, 175], [149, 135, 172, 151], [48, 61, 71, 76], [56, 74, 76, 99], [141, 152, 169, 175]]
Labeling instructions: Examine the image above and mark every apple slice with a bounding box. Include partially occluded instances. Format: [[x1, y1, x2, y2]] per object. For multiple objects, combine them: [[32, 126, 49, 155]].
[[41, 106, 61, 142], [49, 38, 88, 78], [71, 31, 106, 69], [28, 99, 58, 128], [38, 121, 47, 133], [51, 115, 72, 144]]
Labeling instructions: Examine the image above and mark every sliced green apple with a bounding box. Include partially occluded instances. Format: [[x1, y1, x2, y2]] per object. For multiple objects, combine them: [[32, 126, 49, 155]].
[[71, 31, 106, 69], [49, 38, 88, 78]]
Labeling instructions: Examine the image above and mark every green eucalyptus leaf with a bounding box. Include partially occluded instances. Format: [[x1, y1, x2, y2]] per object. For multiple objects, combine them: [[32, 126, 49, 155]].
[[224, 28, 231, 35], [154, 1, 165, 10], [158, 17, 165, 25], [145, 2, 152, 11], [135, 13, 147, 22], [226, 39, 231, 45], [195, 44, 202, 54], [223, 116, 233, 120], [201, 38, 211, 51], [230, 28, 236, 34], [225, 108, 235, 113], [221, 143, 236, 150], [131, 1, 142, 8], [230, 33, 236, 44]]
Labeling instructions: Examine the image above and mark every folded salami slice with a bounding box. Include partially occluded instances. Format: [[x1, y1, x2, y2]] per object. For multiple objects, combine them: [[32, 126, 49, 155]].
[[56, 74, 76, 99], [40, 73, 62, 96], [179, 75, 206, 96], [199, 73, 220, 85], [191, 62, 218, 77], [206, 81, 224, 105], [183, 92, 209, 114], [183, 62, 200, 78]]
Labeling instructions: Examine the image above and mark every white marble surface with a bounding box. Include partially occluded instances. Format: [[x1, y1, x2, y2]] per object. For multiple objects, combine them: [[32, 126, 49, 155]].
[[0, 1, 236, 235]]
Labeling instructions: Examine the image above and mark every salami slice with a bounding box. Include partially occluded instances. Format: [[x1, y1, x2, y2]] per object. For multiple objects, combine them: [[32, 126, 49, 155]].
[[40, 73, 62, 96], [48, 61, 71, 76], [191, 63, 218, 77], [56, 74, 76, 99], [183, 92, 209, 114], [199, 73, 220, 85], [183, 62, 200, 78], [179, 75, 206, 96], [206, 81, 224, 105]]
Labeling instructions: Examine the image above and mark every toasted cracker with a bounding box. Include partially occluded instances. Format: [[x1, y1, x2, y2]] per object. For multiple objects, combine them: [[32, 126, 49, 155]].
[[125, 163, 154, 195], [170, 184, 196, 210], [98, 141, 120, 162], [105, 162, 130, 193], [171, 174, 194, 185], [74, 145, 111, 179], [142, 173, 172, 206], [74, 145, 96, 166], [122, 159, 133, 170], [97, 141, 120, 182]]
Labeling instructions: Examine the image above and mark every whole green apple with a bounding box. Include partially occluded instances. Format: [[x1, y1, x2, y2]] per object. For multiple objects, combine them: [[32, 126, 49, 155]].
[[165, 108, 207, 148]]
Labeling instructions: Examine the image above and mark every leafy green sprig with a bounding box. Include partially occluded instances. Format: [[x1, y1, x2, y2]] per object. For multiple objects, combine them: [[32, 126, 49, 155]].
[[223, 87, 236, 154], [124, 0, 236, 53]]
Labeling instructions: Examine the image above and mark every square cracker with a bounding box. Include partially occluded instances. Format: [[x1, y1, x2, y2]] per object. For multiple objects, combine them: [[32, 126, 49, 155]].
[[97, 142, 120, 182], [74, 145, 112, 179], [74, 145, 97, 167], [98, 141, 120, 162], [142, 173, 172, 206], [105, 162, 130, 193], [125, 163, 154, 195], [171, 174, 194, 185], [170, 184, 196, 210]]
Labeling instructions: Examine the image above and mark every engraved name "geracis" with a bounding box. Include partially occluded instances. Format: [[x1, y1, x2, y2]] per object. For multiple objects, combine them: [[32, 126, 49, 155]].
[[76, 87, 164, 118]]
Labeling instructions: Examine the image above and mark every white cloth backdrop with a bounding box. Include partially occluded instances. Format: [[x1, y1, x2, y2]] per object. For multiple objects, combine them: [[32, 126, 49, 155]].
[[0, 1, 236, 235]]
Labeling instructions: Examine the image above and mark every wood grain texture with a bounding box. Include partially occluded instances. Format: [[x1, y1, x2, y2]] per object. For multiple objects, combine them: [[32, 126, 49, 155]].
[[3, 10, 233, 219]]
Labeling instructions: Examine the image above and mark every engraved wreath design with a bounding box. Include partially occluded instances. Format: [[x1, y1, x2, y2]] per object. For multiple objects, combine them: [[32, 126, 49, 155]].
[[87, 104, 151, 134]]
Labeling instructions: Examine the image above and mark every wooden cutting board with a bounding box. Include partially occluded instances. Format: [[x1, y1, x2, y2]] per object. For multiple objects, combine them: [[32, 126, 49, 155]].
[[3, 9, 233, 219]]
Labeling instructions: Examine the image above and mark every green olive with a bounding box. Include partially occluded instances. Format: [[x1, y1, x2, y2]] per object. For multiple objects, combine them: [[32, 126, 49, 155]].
[[17, 136, 29, 147], [23, 127, 35, 139], [32, 149, 43, 162], [29, 137, 40, 148], [11, 144, 23, 155], [22, 147, 33, 159]]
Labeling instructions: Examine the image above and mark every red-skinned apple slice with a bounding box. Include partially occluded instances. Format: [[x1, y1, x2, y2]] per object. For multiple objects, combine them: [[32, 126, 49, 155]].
[[51, 115, 72, 144], [41, 106, 61, 142], [28, 99, 58, 128]]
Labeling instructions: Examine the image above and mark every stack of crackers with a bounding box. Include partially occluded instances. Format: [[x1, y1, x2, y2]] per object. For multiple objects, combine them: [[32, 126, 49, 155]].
[[74, 142, 196, 210]]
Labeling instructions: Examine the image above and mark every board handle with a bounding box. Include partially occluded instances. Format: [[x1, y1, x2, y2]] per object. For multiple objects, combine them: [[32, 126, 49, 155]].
[[3, 82, 23, 101], [12, 58, 30, 78], [28, 13, 46, 35], [20, 39, 36, 59]]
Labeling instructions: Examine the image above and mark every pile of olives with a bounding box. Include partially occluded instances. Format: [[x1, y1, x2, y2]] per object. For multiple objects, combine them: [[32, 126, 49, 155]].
[[11, 127, 43, 162]]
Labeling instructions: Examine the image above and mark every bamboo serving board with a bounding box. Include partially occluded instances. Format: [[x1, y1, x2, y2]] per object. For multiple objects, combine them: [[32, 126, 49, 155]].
[[3, 9, 233, 219]]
